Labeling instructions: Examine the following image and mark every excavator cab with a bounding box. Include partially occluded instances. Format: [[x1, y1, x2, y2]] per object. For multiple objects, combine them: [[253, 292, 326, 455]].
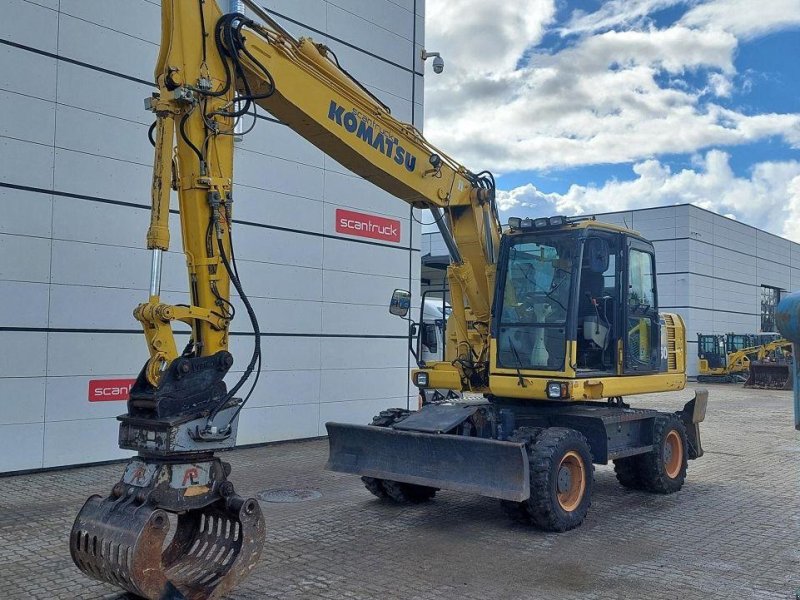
[[489, 218, 670, 397]]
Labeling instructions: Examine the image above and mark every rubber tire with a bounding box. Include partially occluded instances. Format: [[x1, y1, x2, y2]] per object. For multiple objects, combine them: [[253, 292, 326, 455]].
[[360, 408, 438, 503], [499, 428, 542, 524], [382, 480, 437, 503], [637, 414, 688, 494], [501, 427, 594, 532], [613, 456, 645, 490]]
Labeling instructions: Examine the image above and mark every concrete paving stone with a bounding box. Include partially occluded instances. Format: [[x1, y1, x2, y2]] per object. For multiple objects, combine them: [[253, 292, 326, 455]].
[[0, 383, 797, 599]]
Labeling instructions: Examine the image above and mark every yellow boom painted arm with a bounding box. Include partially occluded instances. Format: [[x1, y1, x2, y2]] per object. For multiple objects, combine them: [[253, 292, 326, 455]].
[[140, 0, 500, 390]]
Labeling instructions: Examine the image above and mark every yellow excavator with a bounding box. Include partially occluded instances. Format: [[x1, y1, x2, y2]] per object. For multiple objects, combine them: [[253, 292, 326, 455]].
[[69, 1, 707, 598], [698, 333, 792, 388]]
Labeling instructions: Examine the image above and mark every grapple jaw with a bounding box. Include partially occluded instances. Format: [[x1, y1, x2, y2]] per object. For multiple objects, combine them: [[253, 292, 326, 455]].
[[70, 456, 264, 600]]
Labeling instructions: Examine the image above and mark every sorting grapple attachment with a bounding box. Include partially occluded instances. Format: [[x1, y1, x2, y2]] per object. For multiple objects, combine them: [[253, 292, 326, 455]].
[[744, 360, 793, 390], [70, 457, 264, 600]]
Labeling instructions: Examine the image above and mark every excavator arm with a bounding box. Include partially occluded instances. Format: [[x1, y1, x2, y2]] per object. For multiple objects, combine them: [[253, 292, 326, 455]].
[[137, 0, 501, 394], [70, 2, 499, 598]]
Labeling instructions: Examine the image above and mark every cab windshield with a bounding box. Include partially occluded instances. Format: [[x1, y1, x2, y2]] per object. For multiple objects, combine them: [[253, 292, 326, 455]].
[[497, 233, 577, 371]]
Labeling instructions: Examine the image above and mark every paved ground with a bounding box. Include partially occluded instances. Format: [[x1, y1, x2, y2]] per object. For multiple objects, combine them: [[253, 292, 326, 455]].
[[1, 383, 798, 600]]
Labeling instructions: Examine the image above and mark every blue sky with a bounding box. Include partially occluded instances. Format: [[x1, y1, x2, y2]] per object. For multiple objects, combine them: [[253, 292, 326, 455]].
[[423, 0, 800, 240]]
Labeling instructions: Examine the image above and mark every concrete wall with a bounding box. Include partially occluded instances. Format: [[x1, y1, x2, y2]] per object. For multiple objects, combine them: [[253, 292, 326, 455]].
[[0, 0, 425, 472], [421, 204, 799, 377]]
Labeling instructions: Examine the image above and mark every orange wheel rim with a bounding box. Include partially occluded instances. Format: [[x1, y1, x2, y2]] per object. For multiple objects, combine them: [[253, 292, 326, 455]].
[[556, 451, 586, 512], [664, 430, 683, 479]]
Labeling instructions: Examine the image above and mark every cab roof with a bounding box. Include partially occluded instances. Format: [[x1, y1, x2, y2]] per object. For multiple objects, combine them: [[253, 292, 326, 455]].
[[504, 215, 643, 239]]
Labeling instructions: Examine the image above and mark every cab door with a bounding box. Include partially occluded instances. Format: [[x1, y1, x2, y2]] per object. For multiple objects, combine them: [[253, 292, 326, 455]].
[[624, 239, 660, 373]]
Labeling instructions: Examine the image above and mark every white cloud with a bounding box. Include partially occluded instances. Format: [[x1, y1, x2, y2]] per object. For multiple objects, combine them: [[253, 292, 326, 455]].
[[563, 0, 692, 35], [495, 151, 800, 241], [680, 0, 800, 39], [423, 1, 800, 173], [425, 0, 556, 74]]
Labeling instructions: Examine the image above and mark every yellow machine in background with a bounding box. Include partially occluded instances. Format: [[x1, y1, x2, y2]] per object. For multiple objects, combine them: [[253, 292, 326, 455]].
[[697, 333, 792, 388], [68, 1, 707, 597]]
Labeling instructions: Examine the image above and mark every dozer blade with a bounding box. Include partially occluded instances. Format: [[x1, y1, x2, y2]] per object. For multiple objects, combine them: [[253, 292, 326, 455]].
[[744, 361, 793, 390], [325, 422, 530, 501], [70, 457, 264, 600]]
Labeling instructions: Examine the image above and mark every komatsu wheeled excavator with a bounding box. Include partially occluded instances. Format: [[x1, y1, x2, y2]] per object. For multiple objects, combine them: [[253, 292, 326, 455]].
[[69, 1, 707, 598]]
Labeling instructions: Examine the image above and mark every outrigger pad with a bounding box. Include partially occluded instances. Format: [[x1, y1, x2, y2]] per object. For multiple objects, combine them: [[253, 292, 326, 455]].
[[70, 459, 264, 600]]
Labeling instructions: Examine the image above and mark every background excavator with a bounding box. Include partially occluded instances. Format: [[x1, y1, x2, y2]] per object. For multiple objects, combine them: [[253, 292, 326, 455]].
[[69, 1, 707, 598], [697, 332, 792, 388]]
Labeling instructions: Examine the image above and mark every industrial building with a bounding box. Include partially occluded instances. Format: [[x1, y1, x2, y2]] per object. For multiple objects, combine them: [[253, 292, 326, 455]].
[[422, 203, 800, 376], [0, 0, 424, 472]]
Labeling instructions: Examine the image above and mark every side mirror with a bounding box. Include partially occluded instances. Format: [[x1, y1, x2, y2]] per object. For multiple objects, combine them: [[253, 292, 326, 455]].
[[389, 289, 411, 317]]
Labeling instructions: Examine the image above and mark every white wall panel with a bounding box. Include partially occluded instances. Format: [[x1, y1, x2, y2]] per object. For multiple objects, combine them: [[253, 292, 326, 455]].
[[261, 0, 327, 34], [52, 198, 150, 248], [46, 332, 144, 377], [323, 237, 413, 275], [57, 13, 157, 83], [0, 423, 45, 472], [0, 188, 53, 238], [0, 0, 422, 471], [0, 281, 50, 328], [326, 4, 410, 67], [53, 148, 151, 203], [0, 234, 52, 283], [321, 367, 408, 401], [233, 186, 324, 233], [322, 302, 407, 336], [48, 284, 150, 330], [322, 270, 408, 305], [324, 169, 411, 220], [43, 418, 132, 468], [0, 90, 55, 146], [0, 0, 59, 53], [321, 337, 408, 369], [57, 62, 154, 124], [59, 0, 160, 45], [237, 403, 320, 445], [0, 137, 54, 189], [55, 105, 151, 165], [0, 332, 48, 378], [0, 45, 58, 101], [0, 378, 46, 425], [45, 374, 135, 423], [239, 369, 321, 409], [329, 0, 414, 41], [237, 118, 325, 169]]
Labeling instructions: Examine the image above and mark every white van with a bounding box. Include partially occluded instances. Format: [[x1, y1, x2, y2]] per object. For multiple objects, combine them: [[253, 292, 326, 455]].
[[419, 297, 450, 363], [418, 297, 460, 403]]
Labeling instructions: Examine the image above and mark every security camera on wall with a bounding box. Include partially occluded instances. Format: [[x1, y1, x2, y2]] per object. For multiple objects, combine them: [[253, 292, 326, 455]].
[[422, 50, 444, 74]]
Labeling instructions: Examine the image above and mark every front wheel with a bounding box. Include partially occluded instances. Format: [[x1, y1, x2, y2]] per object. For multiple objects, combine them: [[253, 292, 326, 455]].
[[502, 427, 594, 532], [360, 409, 438, 504]]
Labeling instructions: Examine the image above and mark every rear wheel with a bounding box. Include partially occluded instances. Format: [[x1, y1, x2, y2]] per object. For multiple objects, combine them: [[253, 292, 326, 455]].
[[637, 415, 688, 494], [613, 456, 645, 490], [501, 427, 593, 532], [360, 409, 438, 503]]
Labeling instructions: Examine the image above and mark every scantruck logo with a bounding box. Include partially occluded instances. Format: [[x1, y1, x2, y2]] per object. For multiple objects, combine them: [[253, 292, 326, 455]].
[[336, 208, 400, 243], [88, 379, 135, 402]]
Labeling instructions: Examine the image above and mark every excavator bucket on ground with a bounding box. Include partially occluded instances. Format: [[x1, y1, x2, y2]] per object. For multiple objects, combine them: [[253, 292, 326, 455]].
[[70, 456, 265, 600], [744, 361, 793, 390]]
